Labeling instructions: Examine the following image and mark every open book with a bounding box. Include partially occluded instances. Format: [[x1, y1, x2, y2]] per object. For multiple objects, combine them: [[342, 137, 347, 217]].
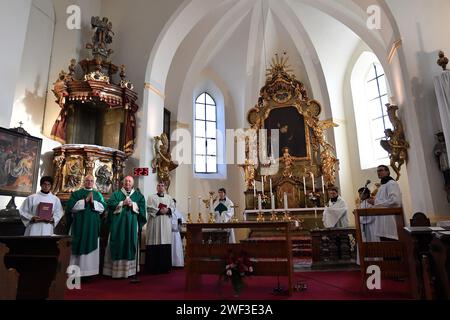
[[37, 202, 53, 220]]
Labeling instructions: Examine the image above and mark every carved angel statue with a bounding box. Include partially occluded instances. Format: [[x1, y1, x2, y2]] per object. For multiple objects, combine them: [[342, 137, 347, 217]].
[[282, 147, 294, 178], [151, 133, 178, 190], [380, 104, 409, 180]]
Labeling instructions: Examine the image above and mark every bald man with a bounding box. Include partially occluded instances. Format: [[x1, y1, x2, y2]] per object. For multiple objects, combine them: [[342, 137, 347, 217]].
[[66, 175, 106, 278], [103, 176, 147, 278]]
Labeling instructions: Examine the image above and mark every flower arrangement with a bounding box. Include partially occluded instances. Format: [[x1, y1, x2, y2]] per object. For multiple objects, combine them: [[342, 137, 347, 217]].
[[224, 250, 254, 296]]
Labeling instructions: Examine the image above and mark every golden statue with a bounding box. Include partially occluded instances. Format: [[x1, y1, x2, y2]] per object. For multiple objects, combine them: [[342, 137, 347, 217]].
[[282, 147, 294, 178], [151, 133, 178, 190], [380, 104, 409, 180]]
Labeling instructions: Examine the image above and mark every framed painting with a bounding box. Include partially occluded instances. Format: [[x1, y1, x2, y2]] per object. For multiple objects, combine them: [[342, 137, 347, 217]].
[[0, 127, 42, 197], [264, 106, 310, 160]]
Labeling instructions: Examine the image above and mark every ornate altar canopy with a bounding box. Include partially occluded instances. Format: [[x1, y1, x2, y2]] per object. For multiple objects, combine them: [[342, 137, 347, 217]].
[[243, 54, 339, 210]]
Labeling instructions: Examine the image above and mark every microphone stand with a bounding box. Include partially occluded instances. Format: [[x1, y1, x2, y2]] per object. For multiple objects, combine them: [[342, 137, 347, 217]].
[[129, 196, 141, 284]]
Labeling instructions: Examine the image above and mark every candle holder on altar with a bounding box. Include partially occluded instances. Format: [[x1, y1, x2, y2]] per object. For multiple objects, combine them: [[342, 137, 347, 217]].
[[197, 212, 204, 223], [282, 210, 292, 221], [187, 212, 192, 224], [270, 210, 278, 221], [230, 205, 239, 223], [208, 212, 215, 223], [294, 218, 304, 230], [256, 210, 265, 222]]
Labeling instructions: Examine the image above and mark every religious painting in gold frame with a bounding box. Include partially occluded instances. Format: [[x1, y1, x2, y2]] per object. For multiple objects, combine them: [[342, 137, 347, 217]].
[[262, 105, 311, 161]]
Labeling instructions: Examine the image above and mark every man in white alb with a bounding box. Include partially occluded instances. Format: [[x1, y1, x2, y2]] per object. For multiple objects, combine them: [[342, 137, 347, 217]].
[[19, 176, 63, 236], [368, 165, 402, 241], [213, 188, 236, 243], [322, 186, 348, 228], [171, 199, 185, 268]]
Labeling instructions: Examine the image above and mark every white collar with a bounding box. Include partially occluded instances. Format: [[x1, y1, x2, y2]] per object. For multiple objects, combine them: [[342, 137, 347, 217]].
[[121, 188, 135, 197]]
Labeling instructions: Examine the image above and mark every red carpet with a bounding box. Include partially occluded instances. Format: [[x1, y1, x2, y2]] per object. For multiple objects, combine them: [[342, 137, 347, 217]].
[[65, 269, 411, 300]]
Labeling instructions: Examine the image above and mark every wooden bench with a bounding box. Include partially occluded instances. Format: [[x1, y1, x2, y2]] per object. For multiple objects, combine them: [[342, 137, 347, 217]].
[[185, 221, 294, 296]]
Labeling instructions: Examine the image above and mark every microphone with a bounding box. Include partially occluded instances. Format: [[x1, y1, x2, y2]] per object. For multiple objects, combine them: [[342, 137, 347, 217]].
[[364, 180, 371, 187]]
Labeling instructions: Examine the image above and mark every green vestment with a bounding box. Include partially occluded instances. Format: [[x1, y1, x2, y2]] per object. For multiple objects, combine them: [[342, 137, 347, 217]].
[[107, 189, 147, 261], [66, 189, 106, 255]]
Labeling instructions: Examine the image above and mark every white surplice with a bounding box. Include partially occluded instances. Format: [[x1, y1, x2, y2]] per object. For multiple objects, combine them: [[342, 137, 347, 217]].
[[374, 179, 402, 240], [322, 196, 348, 228], [147, 193, 174, 245], [171, 208, 185, 267], [19, 191, 63, 236], [213, 197, 236, 243], [356, 200, 379, 265]]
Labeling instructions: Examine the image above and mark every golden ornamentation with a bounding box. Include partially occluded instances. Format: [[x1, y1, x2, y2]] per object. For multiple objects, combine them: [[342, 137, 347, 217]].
[[380, 104, 409, 180], [244, 53, 339, 205], [84, 71, 110, 83], [151, 133, 178, 190], [437, 51, 449, 71]]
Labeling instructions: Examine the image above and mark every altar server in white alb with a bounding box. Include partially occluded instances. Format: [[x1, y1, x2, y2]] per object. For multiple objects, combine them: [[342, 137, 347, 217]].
[[357, 187, 377, 242], [322, 186, 348, 228], [171, 199, 185, 267], [213, 188, 236, 243], [146, 182, 174, 274], [368, 165, 402, 240], [19, 176, 63, 236]]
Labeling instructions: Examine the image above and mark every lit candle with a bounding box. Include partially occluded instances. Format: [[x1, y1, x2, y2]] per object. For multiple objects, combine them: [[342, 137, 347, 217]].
[[188, 197, 191, 213], [321, 176, 325, 195], [284, 192, 288, 210], [303, 176, 307, 196], [269, 178, 273, 195], [271, 193, 275, 210], [311, 173, 315, 193], [198, 196, 201, 212], [258, 194, 262, 211], [253, 180, 256, 198], [261, 176, 265, 195]]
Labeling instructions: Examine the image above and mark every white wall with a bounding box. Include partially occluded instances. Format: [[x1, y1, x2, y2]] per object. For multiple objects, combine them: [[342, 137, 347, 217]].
[[0, 0, 32, 128], [387, 0, 450, 219]]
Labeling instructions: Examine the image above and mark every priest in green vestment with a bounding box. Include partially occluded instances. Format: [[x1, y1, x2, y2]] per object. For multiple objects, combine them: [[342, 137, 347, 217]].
[[66, 175, 106, 277], [103, 176, 147, 278]]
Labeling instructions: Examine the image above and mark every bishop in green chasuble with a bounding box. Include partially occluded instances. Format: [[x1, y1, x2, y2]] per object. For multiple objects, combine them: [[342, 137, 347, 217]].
[[103, 176, 147, 278]]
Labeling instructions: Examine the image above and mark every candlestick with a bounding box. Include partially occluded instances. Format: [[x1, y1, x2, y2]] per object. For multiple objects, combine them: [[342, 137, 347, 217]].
[[311, 173, 315, 193], [258, 194, 262, 211], [269, 178, 273, 195], [188, 197, 191, 214], [303, 176, 307, 195], [271, 193, 275, 210], [283, 192, 288, 210], [321, 176, 325, 195], [209, 197, 214, 214], [261, 176, 265, 195], [253, 181, 256, 198]]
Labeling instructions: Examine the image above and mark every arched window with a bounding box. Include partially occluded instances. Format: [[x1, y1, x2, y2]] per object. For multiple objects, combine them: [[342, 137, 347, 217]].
[[351, 52, 391, 169], [364, 63, 391, 161], [194, 92, 217, 173]]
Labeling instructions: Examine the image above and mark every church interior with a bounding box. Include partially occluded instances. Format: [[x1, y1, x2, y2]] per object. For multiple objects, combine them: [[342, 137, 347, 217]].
[[1, 0, 450, 302]]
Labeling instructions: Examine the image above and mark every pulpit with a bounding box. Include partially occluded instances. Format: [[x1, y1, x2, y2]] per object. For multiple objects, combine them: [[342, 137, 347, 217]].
[[50, 16, 138, 200]]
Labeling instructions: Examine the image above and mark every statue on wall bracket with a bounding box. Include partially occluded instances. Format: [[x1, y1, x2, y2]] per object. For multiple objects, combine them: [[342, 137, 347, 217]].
[[151, 133, 178, 191], [380, 103, 410, 181]]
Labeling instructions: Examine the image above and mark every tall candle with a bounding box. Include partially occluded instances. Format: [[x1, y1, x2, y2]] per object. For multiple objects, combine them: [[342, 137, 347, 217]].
[[303, 176, 307, 196], [271, 193, 275, 210], [253, 181, 256, 198], [198, 196, 201, 212], [269, 178, 273, 195], [261, 176, 265, 195], [321, 176, 325, 194], [283, 192, 288, 210], [188, 197, 191, 213], [311, 173, 315, 193], [210, 197, 214, 213], [258, 194, 262, 210]]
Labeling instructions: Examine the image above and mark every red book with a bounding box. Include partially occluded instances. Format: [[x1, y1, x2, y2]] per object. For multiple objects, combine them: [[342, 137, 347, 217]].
[[158, 203, 168, 210], [37, 202, 53, 220]]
